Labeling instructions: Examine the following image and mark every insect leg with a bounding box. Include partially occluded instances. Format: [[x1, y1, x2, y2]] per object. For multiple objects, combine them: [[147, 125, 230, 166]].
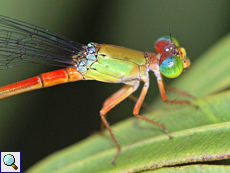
[[157, 76, 197, 108], [128, 95, 149, 109], [100, 82, 139, 164], [132, 80, 171, 138], [164, 85, 196, 99]]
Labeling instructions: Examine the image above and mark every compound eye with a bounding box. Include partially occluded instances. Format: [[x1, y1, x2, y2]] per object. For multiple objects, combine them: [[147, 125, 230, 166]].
[[159, 55, 183, 78], [155, 36, 180, 54]]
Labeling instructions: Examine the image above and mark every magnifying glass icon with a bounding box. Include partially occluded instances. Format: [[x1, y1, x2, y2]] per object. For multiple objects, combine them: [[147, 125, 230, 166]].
[[3, 154, 18, 170]]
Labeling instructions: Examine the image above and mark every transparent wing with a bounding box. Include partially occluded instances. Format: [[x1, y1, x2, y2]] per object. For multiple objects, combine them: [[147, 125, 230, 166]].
[[0, 15, 86, 70]]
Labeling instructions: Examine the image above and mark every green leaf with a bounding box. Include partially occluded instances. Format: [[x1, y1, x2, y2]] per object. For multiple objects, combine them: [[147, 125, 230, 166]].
[[27, 91, 230, 173], [26, 34, 230, 172], [148, 165, 230, 173]]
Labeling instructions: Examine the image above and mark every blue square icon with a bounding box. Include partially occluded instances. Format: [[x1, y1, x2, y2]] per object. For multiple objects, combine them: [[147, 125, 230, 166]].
[[1, 151, 21, 172]]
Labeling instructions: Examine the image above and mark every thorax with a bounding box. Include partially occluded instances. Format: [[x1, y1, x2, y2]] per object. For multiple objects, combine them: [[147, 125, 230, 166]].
[[74, 43, 152, 84]]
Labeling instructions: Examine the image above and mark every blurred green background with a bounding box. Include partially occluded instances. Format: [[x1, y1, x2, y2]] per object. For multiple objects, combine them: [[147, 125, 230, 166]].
[[0, 0, 229, 171]]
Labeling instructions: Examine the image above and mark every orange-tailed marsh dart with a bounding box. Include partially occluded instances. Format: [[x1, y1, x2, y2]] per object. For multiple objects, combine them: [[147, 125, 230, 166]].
[[0, 15, 195, 164]]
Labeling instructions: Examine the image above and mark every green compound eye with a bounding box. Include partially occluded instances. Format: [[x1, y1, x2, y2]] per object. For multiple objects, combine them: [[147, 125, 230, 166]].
[[160, 56, 183, 78]]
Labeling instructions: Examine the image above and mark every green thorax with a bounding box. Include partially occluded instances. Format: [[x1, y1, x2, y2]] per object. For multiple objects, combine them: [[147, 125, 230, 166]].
[[75, 43, 148, 83]]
